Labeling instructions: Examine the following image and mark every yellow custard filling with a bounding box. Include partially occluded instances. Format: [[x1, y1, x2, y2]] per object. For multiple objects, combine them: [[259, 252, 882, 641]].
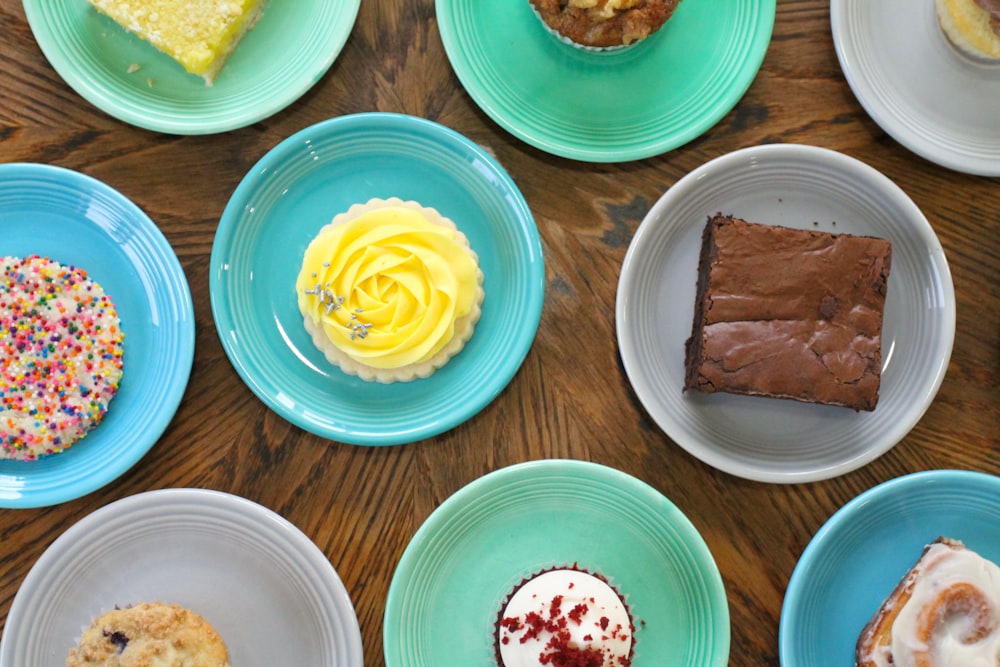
[[297, 201, 481, 372], [937, 0, 1000, 59]]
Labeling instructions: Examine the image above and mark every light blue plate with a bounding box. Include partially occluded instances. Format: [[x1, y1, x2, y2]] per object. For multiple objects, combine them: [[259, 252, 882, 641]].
[[0, 163, 195, 508], [779, 469, 1000, 666], [210, 113, 544, 445]]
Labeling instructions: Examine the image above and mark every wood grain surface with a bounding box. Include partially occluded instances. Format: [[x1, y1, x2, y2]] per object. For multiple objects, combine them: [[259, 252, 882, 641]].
[[1, 0, 998, 665]]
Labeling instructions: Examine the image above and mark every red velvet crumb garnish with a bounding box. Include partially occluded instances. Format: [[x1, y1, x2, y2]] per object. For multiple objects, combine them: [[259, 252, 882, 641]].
[[567, 603, 588, 625], [497, 567, 634, 667], [501, 593, 632, 667]]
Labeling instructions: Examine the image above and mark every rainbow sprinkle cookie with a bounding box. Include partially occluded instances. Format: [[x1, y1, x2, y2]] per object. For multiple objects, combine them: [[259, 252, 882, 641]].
[[0, 256, 124, 460]]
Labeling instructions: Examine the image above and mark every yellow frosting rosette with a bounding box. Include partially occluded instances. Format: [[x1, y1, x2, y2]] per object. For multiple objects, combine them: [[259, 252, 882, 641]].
[[296, 198, 484, 383]]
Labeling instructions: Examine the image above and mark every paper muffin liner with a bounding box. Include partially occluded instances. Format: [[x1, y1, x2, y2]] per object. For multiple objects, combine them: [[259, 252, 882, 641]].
[[529, 3, 636, 53]]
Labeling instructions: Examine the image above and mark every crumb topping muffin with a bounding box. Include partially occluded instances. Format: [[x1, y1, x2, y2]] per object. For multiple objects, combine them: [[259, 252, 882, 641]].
[[296, 198, 484, 383], [66, 602, 231, 667], [530, 0, 682, 48], [1, 256, 124, 460]]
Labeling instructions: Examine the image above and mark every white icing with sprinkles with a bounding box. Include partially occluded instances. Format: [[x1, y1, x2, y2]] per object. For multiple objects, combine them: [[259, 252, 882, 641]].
[[0, 256, 124, 460]]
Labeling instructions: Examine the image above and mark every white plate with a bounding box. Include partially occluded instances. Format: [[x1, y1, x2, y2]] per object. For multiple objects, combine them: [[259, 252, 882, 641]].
[[0, 489, 363, 667], [616, 144, 955, 483], [832, 0, 1000, 176]]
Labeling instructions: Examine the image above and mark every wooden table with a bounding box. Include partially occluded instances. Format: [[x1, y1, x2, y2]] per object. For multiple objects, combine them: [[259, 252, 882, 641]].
[[2, 1, 998, 665]]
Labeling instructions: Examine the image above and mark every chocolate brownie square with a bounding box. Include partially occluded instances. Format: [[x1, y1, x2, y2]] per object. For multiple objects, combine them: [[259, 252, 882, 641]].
[[683, 215, 892, 411]]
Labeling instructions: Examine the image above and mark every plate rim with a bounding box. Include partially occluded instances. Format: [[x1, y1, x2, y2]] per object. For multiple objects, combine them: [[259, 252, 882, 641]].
[[777, 469, 1000, 666], [383, 458, 731, 667], [0, 487, 364, 667], [436, 0, 776, 162], [615, 143, 956, 483], [0, 162, 195, 508], [22, 0, 362, 135], [209, 111, 545, 446], [830, 0, 1000, 176]]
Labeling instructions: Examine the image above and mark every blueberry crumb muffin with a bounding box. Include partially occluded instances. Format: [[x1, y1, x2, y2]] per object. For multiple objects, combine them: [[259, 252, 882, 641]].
[[66, 602, 231, 667]]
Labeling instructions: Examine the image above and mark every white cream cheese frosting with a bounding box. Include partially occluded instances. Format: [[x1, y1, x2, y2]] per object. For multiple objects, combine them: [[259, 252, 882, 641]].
[[870, 542, 1000, 667], [497, 569, 633, 667]]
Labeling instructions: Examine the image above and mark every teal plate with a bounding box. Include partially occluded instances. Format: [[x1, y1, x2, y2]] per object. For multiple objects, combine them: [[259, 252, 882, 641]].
[[210, 113, 545, 446], [384, 459, 730, 666], [0, 163, 195, 508], [23, 0, 361, 134], [437, 0, 775, 162], [780, 470, 1000, 666]]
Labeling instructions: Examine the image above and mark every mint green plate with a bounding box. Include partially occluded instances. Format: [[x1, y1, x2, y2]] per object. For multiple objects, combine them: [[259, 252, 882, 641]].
[[23, 0, 361, 134], [384, 460, 730, 666], [437, 0, 775, 162]]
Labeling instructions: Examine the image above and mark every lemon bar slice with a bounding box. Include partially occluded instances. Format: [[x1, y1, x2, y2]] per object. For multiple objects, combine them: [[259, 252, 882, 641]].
[[88, 0, 268, 85]]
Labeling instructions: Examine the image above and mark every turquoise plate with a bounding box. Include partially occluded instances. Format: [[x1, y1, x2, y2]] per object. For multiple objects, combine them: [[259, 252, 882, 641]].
[[210, 113, 544, 446], [384, 459, 730, 666], [0, 163, 195, 508], [22, 0, 361, 134], [780, 470, 1000, 666], [437, 0, 775, 162]]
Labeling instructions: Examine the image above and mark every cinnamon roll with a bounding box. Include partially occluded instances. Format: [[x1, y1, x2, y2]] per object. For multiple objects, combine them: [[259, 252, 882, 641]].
[[855, 537, 1000, 667]]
